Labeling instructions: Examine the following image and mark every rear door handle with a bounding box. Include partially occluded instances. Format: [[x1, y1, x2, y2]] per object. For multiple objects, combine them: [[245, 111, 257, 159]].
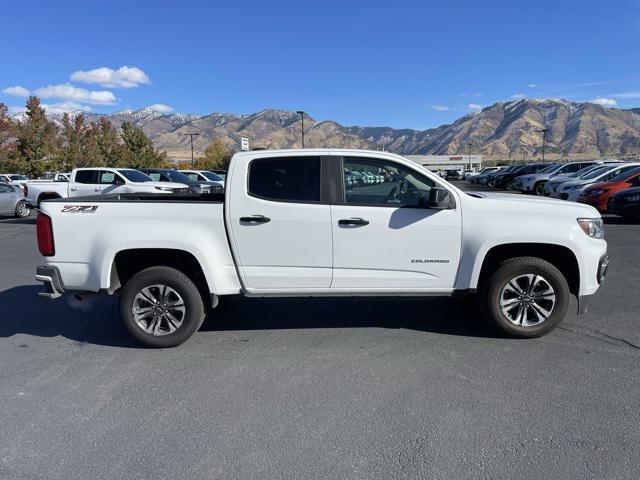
[[240, 215, 271, 224], [338, 217, 369, 226]]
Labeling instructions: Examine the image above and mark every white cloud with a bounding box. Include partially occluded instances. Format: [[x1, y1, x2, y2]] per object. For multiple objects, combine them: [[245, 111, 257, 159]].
[[511, 94, 525, 99], [8, 105, 26, 115], [458, 92, 482, 97], [34, 84, 116, 105], [148, 103, 174, 113], [468, 103, 483, 110], [591, 97, 617, 107], [41, 102, 93, 114], [527, 83, 540, 88], [3, 85, 30, 97], [70, 66, 150, 88], [428, 104, 449, 111]]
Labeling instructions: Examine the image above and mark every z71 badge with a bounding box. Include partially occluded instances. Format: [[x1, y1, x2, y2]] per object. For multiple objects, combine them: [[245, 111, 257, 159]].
[[61, 205, 99, 214]]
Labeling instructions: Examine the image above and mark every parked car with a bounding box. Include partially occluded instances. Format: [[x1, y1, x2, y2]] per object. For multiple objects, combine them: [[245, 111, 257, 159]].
[[139, 168, 224, 194], [0, 173, 29, 188], [515, 162, 601, 195], [473, 166, 506, 185], [211, 170, 227, 180], [26, 168, 190, 206], [542, 163, 621, 197], [487, 165, 522, 187], [0, 183, 30, 218], [607, 186, 640, 220], [556, 163, 640, 202], [466, 167, 499, 182], [179, 170, 225, 187], [578, 167, 640, 212], [444, 170, 462, 181], [493, 163, 548, 190], [35, 149, 608, 348]]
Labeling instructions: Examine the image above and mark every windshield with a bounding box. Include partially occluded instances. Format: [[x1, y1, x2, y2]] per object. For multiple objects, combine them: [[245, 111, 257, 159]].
[[9, 175, 28, 180], [202, 171, 223, 182], [609, 166, 640, 183], [538, 164, 559, 174], [581, 166, 612, 180], [573, 165, 602, 178], [162, 170, 193, 183], [118, 169, 153, 182]]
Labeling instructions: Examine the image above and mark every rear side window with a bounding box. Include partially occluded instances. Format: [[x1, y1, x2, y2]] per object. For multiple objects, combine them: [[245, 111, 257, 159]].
[[74, 170, 98, 184], [248, 157, 321, 203]]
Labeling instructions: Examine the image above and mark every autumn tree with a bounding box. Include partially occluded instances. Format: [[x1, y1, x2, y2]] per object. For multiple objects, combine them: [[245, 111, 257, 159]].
[[14, 97, 60, 176], [0, 103, 23, 173], [196, 139, 233, 170], [120, 122, 168, 168], [87, 117, 126, 167]]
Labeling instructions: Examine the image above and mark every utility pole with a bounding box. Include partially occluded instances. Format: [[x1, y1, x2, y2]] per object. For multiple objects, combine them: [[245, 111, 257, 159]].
[[183, 133, 200, 168], [296, 111, 305, 148], [467, 143, 472, 171], [536, 128, 549, 162]]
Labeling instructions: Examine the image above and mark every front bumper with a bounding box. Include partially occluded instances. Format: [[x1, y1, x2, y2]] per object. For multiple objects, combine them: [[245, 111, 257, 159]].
[[35, 265, 65, 299], [577, 253, 609, 314]]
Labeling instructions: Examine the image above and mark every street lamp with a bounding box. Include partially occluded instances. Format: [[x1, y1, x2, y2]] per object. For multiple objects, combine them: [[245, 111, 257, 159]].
[[467, 143, 472, 171], [296, 110, 305, 148], [536, 128, 549, 162], [182, 132, 200, 168]]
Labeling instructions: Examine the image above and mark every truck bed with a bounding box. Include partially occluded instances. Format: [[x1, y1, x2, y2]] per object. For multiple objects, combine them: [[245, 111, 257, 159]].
[[45, 192, 225, 203]]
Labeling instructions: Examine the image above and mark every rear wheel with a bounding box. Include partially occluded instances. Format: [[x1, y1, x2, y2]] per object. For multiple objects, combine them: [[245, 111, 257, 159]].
[[119, 266, 206, 348], [14, 200, 30, 218], [479, 257, 570, 338], [534, 181, 546, 196]]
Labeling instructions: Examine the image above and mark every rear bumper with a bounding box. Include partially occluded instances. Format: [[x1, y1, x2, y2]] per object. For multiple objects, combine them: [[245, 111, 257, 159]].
[[35, 265, 65, 299]]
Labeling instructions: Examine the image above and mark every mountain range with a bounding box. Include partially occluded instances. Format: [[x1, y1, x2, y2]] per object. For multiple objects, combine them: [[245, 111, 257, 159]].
[[19, 99, 640, 161]]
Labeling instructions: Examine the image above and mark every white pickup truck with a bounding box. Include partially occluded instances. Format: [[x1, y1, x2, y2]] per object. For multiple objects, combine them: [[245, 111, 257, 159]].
[[35, 149, 609, 347], [26, 167, 190, 206]]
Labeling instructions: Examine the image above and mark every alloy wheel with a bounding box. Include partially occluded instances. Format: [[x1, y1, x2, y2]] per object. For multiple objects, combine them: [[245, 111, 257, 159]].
[[499, 274, 556, 327], [132, 284, 186, 336]]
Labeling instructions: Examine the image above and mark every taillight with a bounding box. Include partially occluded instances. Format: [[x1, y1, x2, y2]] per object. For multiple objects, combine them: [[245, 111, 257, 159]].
[[36, 213, 55, 256]]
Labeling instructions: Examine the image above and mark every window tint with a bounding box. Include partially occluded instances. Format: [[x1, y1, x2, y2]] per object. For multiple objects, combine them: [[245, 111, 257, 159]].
[[248, 157, 321, 202], [184, 173, 199, 181], [0, 184, 12, 193], [119, 170, 151, 182], [74, 170, 98, 184], [343, 157, 434, 207], [609, 166, 640, 183], [202, 171, 223, 182], [147, 173, 162, 181]]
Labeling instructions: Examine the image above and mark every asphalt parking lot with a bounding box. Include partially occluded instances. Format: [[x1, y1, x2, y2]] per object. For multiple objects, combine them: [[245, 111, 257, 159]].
[[1, 186, 639, 479]]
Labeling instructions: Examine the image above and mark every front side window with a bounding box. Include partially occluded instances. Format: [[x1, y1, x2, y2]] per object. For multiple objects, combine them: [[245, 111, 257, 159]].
[[0, 184, 12, 193], [146, 172, 162, 181], [248, 157, 321, 202], [343, 157, 434, 207], [99, 171, 117, 184]]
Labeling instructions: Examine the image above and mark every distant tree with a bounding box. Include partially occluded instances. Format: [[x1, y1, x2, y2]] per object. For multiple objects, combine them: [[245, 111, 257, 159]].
[[14, 97, 60, 177], [120, 122, 168, 168], [196, 139, 233, 170], [60, 113, 98, 170], [87, 118, 126, 167], [0, 103, 24, 173]]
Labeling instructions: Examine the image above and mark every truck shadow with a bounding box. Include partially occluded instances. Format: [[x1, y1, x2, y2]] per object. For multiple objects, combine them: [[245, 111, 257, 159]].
[[0, 286, 492, 348]]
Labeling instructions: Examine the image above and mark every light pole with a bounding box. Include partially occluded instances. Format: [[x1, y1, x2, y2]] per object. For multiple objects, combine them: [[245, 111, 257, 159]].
[[296, 110, 305, 148], [183, 132, 200, 168], [467, 143, 472, 171], [536, 128, 549, 162]]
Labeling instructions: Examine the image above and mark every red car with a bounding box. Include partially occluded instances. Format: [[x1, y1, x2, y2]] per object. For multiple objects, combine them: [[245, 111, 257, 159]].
[[578, 166, 640, 212]]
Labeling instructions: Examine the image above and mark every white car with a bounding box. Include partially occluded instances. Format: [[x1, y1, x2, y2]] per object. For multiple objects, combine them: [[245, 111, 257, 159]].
[[0, 173, 29, 189], [557, 163, 640, 201], [515, 161, 602, 195], [179, 170, 225, 188], [35, 148, 608, 348], [0, 183, 30, 218], [26, 168, 190, 206], [465, 167, 498, 181]]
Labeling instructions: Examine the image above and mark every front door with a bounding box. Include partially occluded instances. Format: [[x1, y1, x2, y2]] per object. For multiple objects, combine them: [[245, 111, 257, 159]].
[[227, 155, 333, 291], [330, 156, 462, 290], [0, 184, 15, 214]]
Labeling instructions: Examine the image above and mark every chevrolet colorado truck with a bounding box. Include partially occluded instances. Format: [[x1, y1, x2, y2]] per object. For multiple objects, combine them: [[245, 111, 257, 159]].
[[26, 167, 190, 206], [35, 149, 610, 348]]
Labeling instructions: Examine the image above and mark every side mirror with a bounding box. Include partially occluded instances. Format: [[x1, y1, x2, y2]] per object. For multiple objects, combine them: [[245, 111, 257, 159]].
[[113, 176, 125, 185], [429, 187, 454, 209]]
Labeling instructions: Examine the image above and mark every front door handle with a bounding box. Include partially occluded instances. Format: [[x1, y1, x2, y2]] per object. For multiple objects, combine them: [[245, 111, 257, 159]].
[[70, 187, 79, 191], [338, 217, 369, 226], [94, 188, 103, 192], [240, 215, 271, 224]]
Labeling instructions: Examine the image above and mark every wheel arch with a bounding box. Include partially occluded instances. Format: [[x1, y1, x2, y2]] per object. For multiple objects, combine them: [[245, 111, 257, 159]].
[[474, 243, 580, 296]]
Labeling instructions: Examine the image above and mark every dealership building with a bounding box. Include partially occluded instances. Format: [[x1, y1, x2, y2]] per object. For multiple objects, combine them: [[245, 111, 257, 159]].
[[404, 154, 483, 172]]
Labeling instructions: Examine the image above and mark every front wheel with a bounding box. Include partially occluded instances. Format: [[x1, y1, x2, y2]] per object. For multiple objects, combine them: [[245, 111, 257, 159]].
[[14, 200, 30, 218], [119, 266, 206, 348], [534, 181, 546, 196], [479, 257, 570, 338]]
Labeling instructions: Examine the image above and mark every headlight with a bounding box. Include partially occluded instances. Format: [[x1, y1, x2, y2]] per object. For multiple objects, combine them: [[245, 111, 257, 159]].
[[577, 218, 605, 239], [154, 186, 173, 192], [624, 194, 640, 202]]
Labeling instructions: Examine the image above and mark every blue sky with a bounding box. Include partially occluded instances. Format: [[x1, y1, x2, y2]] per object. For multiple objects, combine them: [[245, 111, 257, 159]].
[[2, 0, 639, 129]]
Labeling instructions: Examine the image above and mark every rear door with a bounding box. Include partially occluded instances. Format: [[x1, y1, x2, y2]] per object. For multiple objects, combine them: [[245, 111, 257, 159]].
[[0, 184, 15, 214], [227, 155, 333, 290], [69, 170, 99, 197], [330, 156, 462, 290]]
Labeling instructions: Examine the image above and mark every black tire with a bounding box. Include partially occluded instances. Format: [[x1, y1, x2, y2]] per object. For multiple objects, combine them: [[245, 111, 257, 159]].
[[119, 266, 206, 348], [14, 200, 30, 218], [505, 178, 513, 190], [478, 257, 570, 338], [534, 181, 546, 196]]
